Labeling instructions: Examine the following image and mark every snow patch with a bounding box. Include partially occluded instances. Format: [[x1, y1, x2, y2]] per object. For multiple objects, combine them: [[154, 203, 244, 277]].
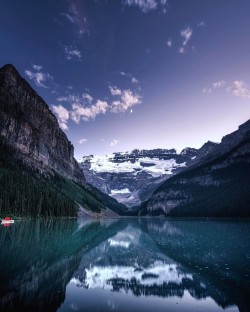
[[84, 154, 186, 178], [70, 262, 193, 290], [108, 239, 130, 248], [110, 188, 131, 195]]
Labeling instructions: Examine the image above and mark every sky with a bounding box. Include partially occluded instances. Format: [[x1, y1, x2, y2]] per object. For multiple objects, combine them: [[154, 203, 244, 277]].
[[1, 0, 250, 159]]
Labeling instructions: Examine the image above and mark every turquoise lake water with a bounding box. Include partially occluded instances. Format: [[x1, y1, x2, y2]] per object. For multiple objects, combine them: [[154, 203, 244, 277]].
[[0, 218, 250, 311]]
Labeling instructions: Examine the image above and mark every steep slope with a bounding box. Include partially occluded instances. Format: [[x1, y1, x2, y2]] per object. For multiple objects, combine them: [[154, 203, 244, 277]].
[[0, 64, 83, 183], [140, 119, 250, 217], [0, 64, 125, 217], [79, 143, 217, 208]]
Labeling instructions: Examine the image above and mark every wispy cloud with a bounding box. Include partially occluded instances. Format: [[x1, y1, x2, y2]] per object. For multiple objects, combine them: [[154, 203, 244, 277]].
[[52, 78, 142, 129], [109, 86, 142, 113], [64, 45, 81, 60], [131, 77, 139, 84], [213, 80, 226, 88], [181, 26, 193, 46], [120, 71, 139, 84], [60, 12, 77, 24], [202, 80, 226, 94], [202, 87, 212, 94], [198, 21, 206, 27], [177, 26, 193, 54], [25, 65, 53, 88], [70, 100, 109, 123], [178, 47, 185, 54], [57, 93, 93, 104], [123, 0, 168, 13], [51, 104, 69, 130], [110, 139, 120, 147], [202, 79, 250, 99], [78, 138, 88, 144], [228, 80, 250, 99], [109, 86, 122, 96], [60, 3, 88, 35], [32, 64, 43, 71], [166, 39, 172, 47], [83, 93, 93, 103]]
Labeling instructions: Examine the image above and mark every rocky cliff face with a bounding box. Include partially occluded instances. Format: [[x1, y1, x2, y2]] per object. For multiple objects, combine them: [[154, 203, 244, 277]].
[[140, 119, 250, 217], [79, 143, 217, 209], [0, 64, 84, 183]]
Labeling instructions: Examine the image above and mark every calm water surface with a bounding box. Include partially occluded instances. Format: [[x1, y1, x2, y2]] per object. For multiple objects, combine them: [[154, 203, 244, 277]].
[[0, 218, 250, 312]]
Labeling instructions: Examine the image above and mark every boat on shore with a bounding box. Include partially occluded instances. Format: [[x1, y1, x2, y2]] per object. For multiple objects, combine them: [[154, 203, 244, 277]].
[[1, 217, 14, 225]]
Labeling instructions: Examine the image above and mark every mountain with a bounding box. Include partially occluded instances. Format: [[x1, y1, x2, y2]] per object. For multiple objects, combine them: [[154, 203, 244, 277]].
[[0, 64, 126, 217], [0, 64, 83, 183], [79, 143, 217, 209], [139, 119, 250, 217]]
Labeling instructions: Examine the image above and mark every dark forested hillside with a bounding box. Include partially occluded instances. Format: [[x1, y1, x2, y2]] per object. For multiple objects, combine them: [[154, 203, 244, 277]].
[[0, 140, 126, 216], [0, 64, 126, 217], [140, 120, 250, 217]]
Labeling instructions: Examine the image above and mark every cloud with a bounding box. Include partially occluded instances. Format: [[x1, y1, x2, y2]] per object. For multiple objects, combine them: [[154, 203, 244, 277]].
[[198, 21, 206, 27], [78, 138, 88, 144], [203, 79, 250, 99], [32, 64, 43, 71], [51, 105, 69, 130], [181, 26, 193, 46], [110, 139, 120, 147], [70, 100, 108, 123], [109, 86, 122, 96], [202, 88, 212, 94], [131, 77, 139, 84], [120, 71, 140, 84], [53, 80, 142, 127], [64, 46, 81, 60], [110, 88, 142, 113], [25, 67, 53, 88], [120, 72, 140, 84], [167, 39, 172, 47], [58, 93, 93, 104], [228, 80, 250, 99], [120, 71, 127, 76], [123, 0, 168, 13], [202, 80, 226, 94], [60, 12, 77, 24], [60, 3, 88, 35], [178, 47, 186, 54], [83, 93, 93, 103], [213, 80, 226, 88]]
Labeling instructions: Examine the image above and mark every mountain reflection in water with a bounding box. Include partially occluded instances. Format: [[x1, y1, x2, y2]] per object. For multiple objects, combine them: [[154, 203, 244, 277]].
[[0, 218, 249, 312]]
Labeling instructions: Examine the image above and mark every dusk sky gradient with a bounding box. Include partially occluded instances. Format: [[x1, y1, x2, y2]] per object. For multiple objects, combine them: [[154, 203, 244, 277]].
[[1, 0, 250, 158]]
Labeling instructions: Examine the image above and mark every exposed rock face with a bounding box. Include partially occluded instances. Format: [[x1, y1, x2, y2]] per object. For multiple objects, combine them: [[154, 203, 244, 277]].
[[0, 64, 84, 183], [79, 143, 217, 209], [140, 120, 250, 217]]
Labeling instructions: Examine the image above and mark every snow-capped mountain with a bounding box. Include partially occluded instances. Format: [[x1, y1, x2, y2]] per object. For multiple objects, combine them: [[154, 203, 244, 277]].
[[79, 144, 217, 208], [140, 120, 250, 217]]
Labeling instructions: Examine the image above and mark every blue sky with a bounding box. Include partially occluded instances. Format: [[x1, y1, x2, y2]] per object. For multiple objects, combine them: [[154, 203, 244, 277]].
[[1, 0, 250, 158]]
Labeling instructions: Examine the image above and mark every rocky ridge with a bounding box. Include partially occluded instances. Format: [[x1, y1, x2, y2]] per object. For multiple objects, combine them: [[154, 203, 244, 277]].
[[79, 143, 217, 208], [140, 119, 250, 217], [0, 64, 84, 183]]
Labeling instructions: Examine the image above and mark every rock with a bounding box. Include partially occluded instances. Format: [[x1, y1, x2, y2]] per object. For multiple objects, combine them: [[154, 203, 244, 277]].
[[79, 146, 215, 209], [0, 64, 84, 183], [140, 120, 250, 217]]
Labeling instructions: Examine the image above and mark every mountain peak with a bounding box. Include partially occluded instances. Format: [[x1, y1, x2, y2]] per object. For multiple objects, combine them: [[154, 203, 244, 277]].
[[0, 63, 84, 183], [0, 63, 18, 73], [0, 64, 22, 82]]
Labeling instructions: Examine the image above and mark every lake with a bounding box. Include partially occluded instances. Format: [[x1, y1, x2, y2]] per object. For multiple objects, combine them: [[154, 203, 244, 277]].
[[0, 218, 250, 312]]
